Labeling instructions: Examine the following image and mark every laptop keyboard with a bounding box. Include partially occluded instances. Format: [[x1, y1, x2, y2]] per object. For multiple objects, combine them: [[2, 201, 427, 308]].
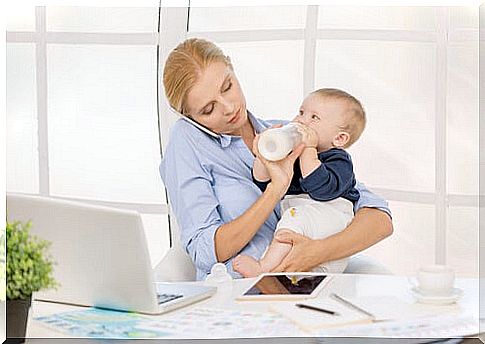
[[157, 293, 183, 305]]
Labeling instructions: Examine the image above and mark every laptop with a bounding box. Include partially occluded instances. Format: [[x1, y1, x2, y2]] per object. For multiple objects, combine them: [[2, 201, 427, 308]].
[[6, 193, 216, 315]]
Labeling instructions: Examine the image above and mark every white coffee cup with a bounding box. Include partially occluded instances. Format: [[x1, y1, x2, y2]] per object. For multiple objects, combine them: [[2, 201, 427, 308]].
[[415, 264, 455, 296]]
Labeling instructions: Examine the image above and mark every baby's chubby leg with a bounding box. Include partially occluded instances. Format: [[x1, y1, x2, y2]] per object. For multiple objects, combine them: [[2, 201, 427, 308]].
[[259, 229, 293, 272], [233, 229, 293, 278]]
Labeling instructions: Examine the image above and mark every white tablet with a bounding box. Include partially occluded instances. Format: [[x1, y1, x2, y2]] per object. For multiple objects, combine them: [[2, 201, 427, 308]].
[[236, 272, 333, 301]]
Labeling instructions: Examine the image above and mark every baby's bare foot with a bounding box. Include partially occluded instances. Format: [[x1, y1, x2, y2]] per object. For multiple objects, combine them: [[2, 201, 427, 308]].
[[232, 255, 264, 278]]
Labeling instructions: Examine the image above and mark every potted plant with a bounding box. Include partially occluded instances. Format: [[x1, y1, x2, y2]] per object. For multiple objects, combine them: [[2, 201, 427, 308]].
[[4, 221, 57, 343]]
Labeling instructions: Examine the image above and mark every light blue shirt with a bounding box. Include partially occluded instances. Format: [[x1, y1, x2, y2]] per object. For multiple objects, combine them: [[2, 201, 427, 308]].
[[159, 113, 391, 280]]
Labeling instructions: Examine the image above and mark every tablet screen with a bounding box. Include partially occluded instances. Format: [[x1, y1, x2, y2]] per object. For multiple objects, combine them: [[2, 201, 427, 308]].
[[243, 274, 327, 296]]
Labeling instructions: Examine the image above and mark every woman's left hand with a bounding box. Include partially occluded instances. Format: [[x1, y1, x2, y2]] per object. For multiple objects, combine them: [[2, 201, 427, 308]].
[[271, 231, 324, 272]]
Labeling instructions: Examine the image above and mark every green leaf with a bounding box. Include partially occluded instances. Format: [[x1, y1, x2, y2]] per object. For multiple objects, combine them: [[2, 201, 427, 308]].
[[4, 220, 58, 300]]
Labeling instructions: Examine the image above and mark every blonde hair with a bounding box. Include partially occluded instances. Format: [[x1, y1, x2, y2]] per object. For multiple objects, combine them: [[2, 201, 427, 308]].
[[163, 38, 233, 114], [311, 88, 366, 148]]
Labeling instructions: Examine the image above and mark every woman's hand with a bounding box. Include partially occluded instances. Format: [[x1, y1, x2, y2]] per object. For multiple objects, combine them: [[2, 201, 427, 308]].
[[271, 208, 393, 272], [271, 232, 323, 272], [252, 135, 305, 198]]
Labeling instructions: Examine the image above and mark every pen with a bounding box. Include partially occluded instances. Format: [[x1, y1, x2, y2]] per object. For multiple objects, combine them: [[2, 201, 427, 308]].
[[330, 293, 375, 319], [295, 303, 340, 316]]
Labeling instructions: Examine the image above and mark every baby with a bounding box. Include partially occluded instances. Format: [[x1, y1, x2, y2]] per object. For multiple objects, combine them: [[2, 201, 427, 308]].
[[233, 88, 366, 277]]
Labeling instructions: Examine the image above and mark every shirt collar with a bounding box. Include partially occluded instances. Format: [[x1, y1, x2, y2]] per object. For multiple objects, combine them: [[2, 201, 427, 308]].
[[248, 110, 268, 134], [219, 134, 232, 148], [218, 110, 267, 148]]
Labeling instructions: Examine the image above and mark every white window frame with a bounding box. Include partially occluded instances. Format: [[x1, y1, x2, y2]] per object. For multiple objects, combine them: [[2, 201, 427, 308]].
[[7, 6, 168, 215]]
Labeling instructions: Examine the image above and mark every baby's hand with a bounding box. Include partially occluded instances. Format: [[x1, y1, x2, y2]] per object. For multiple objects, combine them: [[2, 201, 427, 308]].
[[294, 123, 318, 148]]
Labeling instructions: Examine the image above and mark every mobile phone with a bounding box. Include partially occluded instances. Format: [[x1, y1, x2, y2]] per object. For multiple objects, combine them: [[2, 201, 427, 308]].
[[169, 106, 220, 138]]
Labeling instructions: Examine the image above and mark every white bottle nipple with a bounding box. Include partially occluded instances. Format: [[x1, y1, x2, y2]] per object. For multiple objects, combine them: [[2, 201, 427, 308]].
[[205, 263, 233, 284], [258, 123, 302, 161]]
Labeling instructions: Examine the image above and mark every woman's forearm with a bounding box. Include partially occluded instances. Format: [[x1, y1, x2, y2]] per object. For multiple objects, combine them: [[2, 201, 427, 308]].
[[272, 203, 393, 273], [215, 141, 305, 263], [214, 184, 282, 262], [313, 207, 393, 263]]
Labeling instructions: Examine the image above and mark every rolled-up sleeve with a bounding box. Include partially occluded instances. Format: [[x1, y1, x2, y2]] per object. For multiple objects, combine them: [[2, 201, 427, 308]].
[[160, 123, 223, 274], [354, 181, 392, 218]]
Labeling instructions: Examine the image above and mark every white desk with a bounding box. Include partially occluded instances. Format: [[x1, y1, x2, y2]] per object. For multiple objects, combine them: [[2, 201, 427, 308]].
[[26, 274, 480, 340]]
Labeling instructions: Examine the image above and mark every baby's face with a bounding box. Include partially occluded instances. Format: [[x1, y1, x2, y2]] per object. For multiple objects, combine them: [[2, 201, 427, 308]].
[[292, 93, 349, 151]]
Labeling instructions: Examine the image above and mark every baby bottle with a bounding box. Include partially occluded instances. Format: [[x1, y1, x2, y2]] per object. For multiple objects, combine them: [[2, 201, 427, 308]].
[[204, 263, 233, 301], [258, 123, 302, 161], [205, 263, 232, 284]]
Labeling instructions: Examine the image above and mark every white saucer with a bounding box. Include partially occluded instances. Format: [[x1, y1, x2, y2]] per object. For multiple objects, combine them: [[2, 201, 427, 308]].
[[411, 287, 463, 305]]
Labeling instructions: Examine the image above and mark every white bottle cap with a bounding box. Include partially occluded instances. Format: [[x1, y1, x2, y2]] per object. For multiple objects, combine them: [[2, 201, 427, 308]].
[[205, 263, 232, 283]]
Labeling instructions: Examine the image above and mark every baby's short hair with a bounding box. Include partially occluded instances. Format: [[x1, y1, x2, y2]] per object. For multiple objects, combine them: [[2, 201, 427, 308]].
[[311, 88, 366, 148]]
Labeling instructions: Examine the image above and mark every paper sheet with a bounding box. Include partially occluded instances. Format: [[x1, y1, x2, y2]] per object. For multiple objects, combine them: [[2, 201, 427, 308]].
[[340, 295, 461, 321], [318, 314, 480, 338], [138, 307, 301, 338], [35, 307, 301, 339], [270, 299, 372, 332], [35, 308, 170, 338]]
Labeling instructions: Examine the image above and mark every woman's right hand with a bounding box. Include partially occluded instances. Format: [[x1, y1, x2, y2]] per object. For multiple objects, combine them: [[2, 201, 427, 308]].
[[252, 134, 305, 198]]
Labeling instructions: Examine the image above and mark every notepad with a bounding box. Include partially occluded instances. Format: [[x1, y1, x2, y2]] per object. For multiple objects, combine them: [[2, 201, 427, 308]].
[[269, 298, 373, 333]]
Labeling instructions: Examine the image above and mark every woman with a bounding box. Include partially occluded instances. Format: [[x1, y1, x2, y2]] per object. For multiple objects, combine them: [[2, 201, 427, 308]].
[[160, 38, 393, 280]]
